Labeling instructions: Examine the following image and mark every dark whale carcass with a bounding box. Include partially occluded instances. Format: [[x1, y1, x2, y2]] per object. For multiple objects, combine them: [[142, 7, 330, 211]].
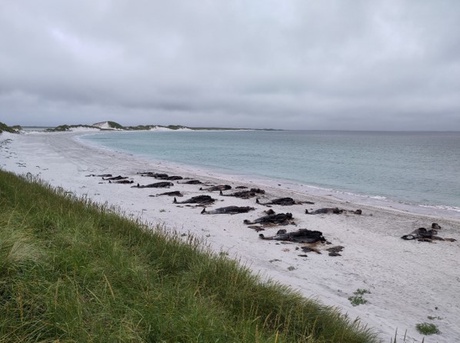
[[103, 175, 129, 181], [201, 206, 255, 215], [259, 228, 325, 243], [220, 188, 265, 199], [179, 179, 203, 185], [256, 197, 300, 206], [110, 179, 134, 184], [401, 227, 439, 241], [200, 184, 232, 192], [244, 212, 294, 226], [173, 195, 216, 205], [132, 182, 174, 188], [401, 223, 456, 242], [305, 208, 362, 215], [150, 191, 183, 197], [138, 172, 168, 178], [305, 207, 343, 214]]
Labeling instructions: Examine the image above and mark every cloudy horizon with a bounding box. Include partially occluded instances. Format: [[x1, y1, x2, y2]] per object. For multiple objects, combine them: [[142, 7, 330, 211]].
[[1, 1, 459, 131]]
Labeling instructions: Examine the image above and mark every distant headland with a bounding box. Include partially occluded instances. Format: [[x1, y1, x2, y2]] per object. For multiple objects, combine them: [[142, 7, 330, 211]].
[[0, 121, 279, 133]]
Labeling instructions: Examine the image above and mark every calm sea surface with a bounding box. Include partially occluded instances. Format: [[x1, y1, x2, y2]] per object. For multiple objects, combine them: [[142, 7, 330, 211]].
[[80, 130, 460, 214]]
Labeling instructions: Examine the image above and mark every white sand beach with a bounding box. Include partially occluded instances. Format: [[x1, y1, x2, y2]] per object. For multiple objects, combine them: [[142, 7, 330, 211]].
[[1, 131, 459, 343]]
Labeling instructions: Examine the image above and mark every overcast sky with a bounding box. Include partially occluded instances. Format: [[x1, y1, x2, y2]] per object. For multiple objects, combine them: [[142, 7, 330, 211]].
[[1, 1, 459, 130]]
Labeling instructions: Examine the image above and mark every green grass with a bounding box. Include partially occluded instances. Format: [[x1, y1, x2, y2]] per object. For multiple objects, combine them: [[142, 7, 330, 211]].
[[0, 122, 21, 133], [0, 170, 379, 342], [348, 289, 371, 307], [416, 322, 440, 335]]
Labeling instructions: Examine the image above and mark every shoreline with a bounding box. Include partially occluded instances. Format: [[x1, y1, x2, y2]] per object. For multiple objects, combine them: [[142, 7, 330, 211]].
[[1, 131, 460, 342], [77, 130, 460, 221]]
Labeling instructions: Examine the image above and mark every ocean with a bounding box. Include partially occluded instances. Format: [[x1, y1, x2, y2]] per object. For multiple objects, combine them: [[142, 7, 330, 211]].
[[80, 130, 460, 217]]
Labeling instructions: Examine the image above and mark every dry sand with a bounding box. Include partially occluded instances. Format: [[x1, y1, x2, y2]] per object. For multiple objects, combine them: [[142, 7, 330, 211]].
[[1, 130, 459, 343]]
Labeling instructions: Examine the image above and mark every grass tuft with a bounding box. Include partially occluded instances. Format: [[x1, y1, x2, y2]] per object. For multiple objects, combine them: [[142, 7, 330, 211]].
[[348, 289, 370, 307], [416, 322, 440, 335]]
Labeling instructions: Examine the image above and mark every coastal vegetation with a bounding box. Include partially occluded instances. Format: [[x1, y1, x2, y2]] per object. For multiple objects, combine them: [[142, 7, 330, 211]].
[[0, 122, 21, 133], [348, 289, 371, 307], [45, 124, 96, 132], [0, 169, 379, 343], [416, 322, 440, 335]]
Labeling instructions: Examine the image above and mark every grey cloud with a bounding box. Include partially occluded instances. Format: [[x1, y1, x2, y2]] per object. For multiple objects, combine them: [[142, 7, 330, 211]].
[[0, 1, 459, 130]]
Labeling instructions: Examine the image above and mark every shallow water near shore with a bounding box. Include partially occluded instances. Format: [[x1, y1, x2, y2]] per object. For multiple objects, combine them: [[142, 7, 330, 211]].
[[80, 130, 460, 218]]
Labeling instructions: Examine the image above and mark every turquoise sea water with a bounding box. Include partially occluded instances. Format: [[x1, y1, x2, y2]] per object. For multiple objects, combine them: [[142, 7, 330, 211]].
[[80, 130, 460, 215]]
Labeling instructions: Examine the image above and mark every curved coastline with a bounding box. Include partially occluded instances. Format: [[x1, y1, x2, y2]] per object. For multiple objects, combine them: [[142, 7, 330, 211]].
[[78, 130, 460, 220], [2, 130, 460, 342]]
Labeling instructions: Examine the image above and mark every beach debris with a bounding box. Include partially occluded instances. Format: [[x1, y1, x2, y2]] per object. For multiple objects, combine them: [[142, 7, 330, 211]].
[[305, 207, 362, 215], [132, 182, 174, 188], [259, 228, 325, 244], [220, 188, 265, 199], [326, 246, 345, 256], [173, 195, 216, 205], [199, 184, 232, 192], [201, 206, 255, 215], [244, 212, 294, 226], [401, 223, 456, 242], [151, 191, 183, 197], [299, 246, 322, 254]]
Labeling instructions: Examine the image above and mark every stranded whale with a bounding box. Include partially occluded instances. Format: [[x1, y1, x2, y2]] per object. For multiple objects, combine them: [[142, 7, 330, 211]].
[[256, 197, 314, 206], [201, 206, 255, 215], [220, 188, 265, 199], [244, 212, 294, 226], [173, 195, 216, 205], [259, 228, 325, 243], [132, 182, 174, 188]]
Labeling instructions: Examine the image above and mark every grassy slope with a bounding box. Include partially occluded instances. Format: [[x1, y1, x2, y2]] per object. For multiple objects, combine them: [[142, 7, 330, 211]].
[[0, 122, 20, 133], [0, 170, 379, 343]]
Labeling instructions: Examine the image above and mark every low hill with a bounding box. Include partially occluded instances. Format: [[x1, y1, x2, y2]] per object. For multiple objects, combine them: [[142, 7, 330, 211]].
[[0, 122, 21, 134]]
